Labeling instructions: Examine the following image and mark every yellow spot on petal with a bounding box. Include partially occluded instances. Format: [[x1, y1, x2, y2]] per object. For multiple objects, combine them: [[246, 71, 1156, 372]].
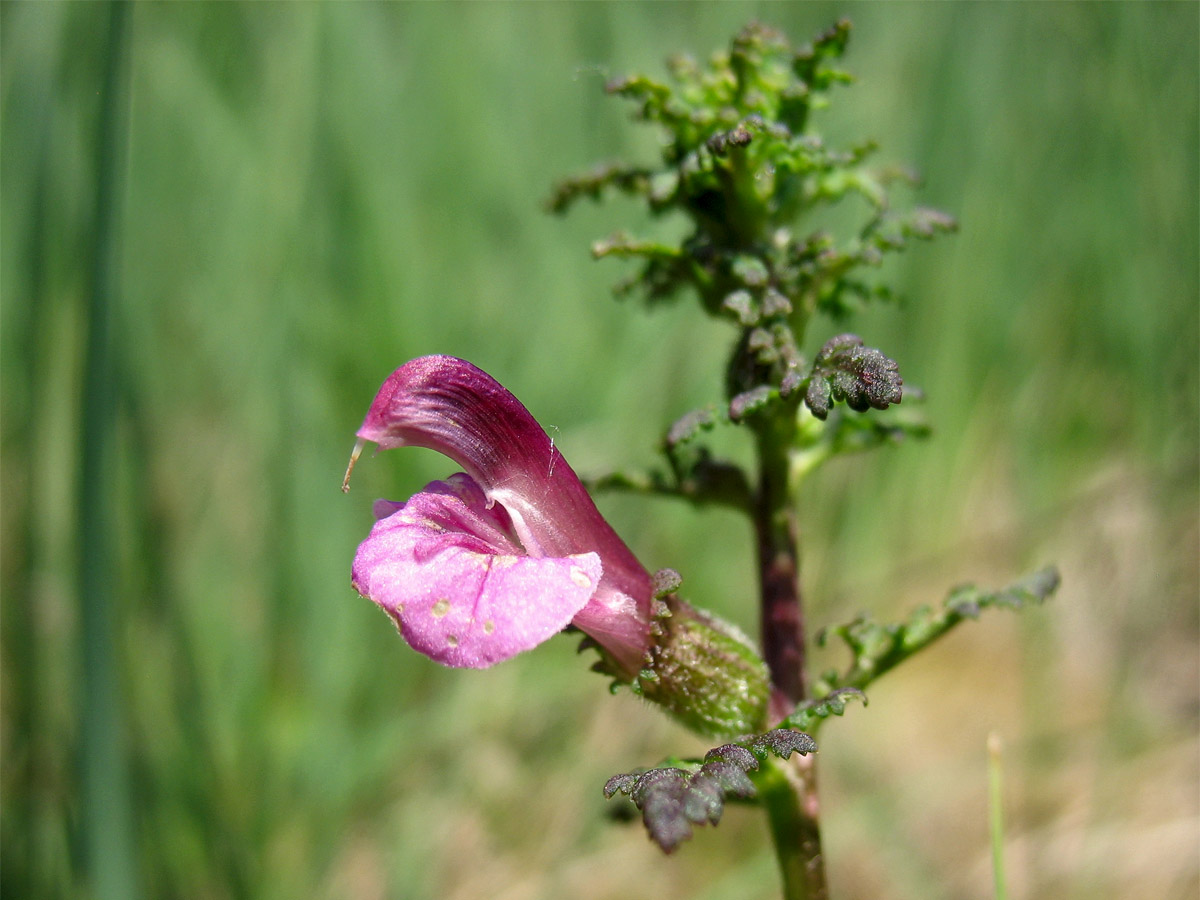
[[570, 567, 592, 589], [493, 555, 518, 569], [483, 621, 495, 634], [431, 599, 450, 618], [446, 635, 459, 648]]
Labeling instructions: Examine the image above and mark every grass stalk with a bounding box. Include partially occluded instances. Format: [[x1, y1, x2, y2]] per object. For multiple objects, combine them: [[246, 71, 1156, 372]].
[[77, 4, 138, 898], [988, 732, 1009, 900]]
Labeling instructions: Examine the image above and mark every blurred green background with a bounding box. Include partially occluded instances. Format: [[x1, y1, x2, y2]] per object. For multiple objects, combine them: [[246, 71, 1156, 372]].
[[2, 3, 1196, 899]]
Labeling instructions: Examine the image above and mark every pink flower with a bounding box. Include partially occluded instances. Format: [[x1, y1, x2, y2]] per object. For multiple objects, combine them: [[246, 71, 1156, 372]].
[[345, 356, 654, 677], [346, 355, 771, 737]]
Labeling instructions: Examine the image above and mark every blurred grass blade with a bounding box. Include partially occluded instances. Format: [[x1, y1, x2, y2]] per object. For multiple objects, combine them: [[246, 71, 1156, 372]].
[[77, 3, 139, 898], [988, 732, 1008, 900]]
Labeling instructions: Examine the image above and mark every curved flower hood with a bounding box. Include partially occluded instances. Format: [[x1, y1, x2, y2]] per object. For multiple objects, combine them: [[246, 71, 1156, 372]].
[[347, 356, 655, 675]]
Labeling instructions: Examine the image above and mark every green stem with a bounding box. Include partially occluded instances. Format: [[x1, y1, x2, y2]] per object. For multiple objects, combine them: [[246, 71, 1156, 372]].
[[758, 756, 826, 900], [753, 409, 827, 900]]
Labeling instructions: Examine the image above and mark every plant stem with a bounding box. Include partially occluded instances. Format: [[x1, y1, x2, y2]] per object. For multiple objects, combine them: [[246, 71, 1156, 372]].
[[754, 416, 827, 900], [758, 755, 826, 900], [756, 429, 808, 707]]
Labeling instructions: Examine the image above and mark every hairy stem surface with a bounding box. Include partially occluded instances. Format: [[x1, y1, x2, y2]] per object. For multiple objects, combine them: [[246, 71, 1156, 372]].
[[754, 417, 826, 900]]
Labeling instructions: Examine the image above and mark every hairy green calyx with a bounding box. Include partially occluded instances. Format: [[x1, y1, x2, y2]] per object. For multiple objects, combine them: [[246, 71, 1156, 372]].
[[634, 595, 771, 738]]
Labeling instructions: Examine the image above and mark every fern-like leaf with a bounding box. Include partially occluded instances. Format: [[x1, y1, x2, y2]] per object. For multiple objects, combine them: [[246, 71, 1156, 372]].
[[604, 728, 816, 853]]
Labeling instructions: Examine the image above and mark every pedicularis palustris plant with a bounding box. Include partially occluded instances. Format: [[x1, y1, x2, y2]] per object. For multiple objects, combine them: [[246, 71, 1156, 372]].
[[343, 21, 1058, 900]]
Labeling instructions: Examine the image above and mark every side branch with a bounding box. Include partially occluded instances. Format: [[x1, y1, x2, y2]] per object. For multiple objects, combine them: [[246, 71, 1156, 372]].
[[815, 567, 1061, 695]]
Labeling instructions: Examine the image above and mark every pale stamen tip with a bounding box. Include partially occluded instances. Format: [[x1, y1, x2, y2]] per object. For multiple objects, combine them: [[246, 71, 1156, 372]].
[[342, 437, 367, 493]]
